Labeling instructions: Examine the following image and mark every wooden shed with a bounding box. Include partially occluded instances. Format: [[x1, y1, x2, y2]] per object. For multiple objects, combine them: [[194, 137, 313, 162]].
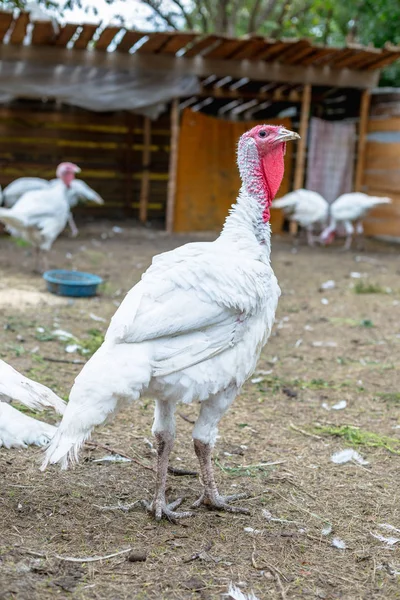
[[0, 12, 399, 235]]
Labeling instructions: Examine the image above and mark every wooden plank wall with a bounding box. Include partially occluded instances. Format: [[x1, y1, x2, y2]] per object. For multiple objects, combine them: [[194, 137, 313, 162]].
[[174, 109, 292, 233], [0, 100, 170, 222], [362, 117, 400, 238]]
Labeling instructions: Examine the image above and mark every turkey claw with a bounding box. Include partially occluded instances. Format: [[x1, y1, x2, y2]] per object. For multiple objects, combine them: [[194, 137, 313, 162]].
[[192, 492, 250, 514], [141, 497, 193, 522]]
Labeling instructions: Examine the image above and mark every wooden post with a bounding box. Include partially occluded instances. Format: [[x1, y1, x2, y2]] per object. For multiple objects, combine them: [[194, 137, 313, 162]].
[[166, 98, 180, 233], [139, 116, 151, 223], [291, 83, 312, 235], [354, 89, 371, 191]]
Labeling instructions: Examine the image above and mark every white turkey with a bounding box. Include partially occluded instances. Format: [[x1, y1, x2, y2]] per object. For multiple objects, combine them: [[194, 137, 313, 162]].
[[272, 189, 329, 246], [0, 175, 103, 237], [0, 177, 49, 207], [0, 162, 80, 271], [42, 124, 299, 520], [0, 359, 66, 449], [320, 192, 392, 250]]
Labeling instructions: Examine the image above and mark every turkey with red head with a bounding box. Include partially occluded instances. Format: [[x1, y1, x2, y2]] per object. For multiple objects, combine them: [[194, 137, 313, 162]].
[[0, 162, 80, 272], [42, 124, 299, 520]]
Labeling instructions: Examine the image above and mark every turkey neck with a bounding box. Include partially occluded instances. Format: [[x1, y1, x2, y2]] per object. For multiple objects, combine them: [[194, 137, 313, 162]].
[[218, 140, 285, 258], [219, 186, 273, 260]]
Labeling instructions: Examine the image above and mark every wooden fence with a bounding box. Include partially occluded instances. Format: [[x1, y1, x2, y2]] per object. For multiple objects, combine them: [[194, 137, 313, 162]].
[[0, 100, 170, 223], [362, 117, 400, 239]]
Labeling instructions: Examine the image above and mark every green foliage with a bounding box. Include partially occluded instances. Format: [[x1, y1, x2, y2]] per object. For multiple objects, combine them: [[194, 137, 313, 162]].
[[354, 281, 386, 294], [330, 317, 375, 327], [377, 392, 400, 405], [360, 319, 374, 328], [11, 238, 31, 248], [314, 424, 400, 454], [35, 328, 57, 342], [77, 328, 104, 357]]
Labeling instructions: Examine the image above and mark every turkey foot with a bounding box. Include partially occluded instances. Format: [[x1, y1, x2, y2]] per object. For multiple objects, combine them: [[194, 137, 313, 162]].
[[192, 439, 250, 514], [192, 490, 249, 513], [141, 497, 192, 522], [143, 430, 193, 521]]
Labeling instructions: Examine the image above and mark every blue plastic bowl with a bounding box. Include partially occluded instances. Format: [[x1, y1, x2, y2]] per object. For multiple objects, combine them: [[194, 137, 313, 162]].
[[43, 269, 103, 298]]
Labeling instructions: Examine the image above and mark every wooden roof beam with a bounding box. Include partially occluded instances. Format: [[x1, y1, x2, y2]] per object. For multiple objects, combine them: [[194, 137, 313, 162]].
[[0, 45, 381, 89], [198, 85, 301, 102], [9, 12, 29, 44], [95, 26, 121, 51], [0, 11, 13, 43]]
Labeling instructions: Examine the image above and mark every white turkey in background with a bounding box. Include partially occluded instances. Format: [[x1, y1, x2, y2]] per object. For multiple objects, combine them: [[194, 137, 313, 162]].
[[0, 162, 80, 271], [0, 175, 104, 237], [0, 359, 66, 449], [42, 124, 300, 521], [0, 178, 49, 208], [320, 192, 392, 250], [272, 189, 329, 246]]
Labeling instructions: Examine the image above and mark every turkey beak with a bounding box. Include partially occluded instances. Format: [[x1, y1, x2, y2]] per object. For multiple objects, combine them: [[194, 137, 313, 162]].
[[274, 128, 300, 143]]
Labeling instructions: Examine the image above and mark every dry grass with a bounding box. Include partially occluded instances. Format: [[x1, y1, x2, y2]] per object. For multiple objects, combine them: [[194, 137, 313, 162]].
[[0, 223, 400, 599]]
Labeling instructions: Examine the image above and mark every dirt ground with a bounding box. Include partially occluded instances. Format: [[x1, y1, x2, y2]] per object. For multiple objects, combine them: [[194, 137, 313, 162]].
[[0, 222, 399, 600]]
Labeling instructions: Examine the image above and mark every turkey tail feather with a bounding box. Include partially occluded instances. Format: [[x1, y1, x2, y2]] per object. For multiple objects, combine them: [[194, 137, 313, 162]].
[[0, 208, 25, 229], [272, 195, 297, 209], [41, 427, 91, 470]]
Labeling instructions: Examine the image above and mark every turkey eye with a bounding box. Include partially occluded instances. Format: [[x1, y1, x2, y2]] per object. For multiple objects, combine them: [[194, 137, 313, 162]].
[[258, 130, 267, 138]]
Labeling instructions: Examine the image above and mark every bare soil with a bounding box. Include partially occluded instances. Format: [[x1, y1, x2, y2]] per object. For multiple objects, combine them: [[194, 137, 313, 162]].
[[0, 223, 399, 600]]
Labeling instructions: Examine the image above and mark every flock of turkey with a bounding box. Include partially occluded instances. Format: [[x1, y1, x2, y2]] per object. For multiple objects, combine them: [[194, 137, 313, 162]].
[[273, 188, 391, 250], [0, 125, 393, 524]]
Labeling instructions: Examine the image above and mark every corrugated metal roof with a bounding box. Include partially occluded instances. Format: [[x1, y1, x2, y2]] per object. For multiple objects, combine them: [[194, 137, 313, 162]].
[[0, 12, 399, 72]]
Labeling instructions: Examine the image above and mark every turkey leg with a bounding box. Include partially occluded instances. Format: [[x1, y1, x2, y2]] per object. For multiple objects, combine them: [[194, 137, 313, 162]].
[[142, 399, 193, 521], [306, 226, 317, 247], [68, 213, 79, 238], [342, 221, 354, 251], [355, 220, 365, 251], [33, 247, 48, 274], [192, 391, 249, 514]]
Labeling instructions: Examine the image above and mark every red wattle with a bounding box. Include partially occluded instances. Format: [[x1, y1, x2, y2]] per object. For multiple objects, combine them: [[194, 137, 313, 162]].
[[260, 145, 285, 223], [262, 206, 270, 223]]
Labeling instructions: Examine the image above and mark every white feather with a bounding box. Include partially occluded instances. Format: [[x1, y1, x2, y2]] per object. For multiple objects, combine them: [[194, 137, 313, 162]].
[[42, 131, 281, 471], [0, 360, 66, 414], [0, 181, 71, 250], [0, 360, 65, 449], [66, 180, 104, 208], [273, 189, 329, 228], [227, 584, 260, 600], [330, 192, 391, 222], [2, 177, 103, 209], [0, 403, 56, 449], [1, 177, 49, 208], [321, 192, 392, 246]]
